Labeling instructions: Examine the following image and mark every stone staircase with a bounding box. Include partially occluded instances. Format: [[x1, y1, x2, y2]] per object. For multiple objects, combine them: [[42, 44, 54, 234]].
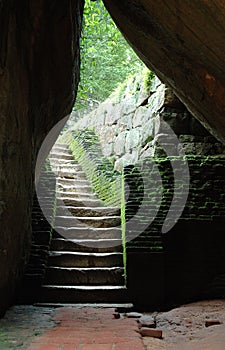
[[38, 143, 128, 303]]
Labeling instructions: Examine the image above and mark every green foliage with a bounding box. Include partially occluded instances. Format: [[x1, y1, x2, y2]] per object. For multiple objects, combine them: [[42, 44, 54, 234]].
[[75, 0, 145, 112], [143, 68, 155, 92]]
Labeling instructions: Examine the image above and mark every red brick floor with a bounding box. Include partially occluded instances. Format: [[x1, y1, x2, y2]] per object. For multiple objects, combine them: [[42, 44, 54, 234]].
[[27, 308, 145, 350]]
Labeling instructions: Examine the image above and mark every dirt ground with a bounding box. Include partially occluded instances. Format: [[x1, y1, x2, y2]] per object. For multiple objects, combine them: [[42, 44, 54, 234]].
[[142, 299, 225, 350]]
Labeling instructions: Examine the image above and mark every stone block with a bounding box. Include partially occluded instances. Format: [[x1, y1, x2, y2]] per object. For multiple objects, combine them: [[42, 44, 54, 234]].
[[99, 127, 115, 144], [114, 132, 126, 156], [125, 129, 140, 152], [140, 327, 162, 338], [105, 103, 121, 125], [140, 146, 155, 160], [114, 151, 139, 171], [138, 315, 156, 328], [150, 76, 162, 93], [121, 94, 137, 115], [118, 114, 133, 129], [133, 106, 149, 128], [102, 142, 114, 157], [148, 84, 165, 114]]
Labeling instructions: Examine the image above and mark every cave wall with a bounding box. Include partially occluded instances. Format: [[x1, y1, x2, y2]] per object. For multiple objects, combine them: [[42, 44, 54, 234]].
[[0, 0, 84, 315], [103, 0, 225, 143]]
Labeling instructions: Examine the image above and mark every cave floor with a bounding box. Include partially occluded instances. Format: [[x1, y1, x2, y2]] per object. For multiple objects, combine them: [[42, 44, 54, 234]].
[[0, 305, 144, 349], [0, 300, 225, 349]]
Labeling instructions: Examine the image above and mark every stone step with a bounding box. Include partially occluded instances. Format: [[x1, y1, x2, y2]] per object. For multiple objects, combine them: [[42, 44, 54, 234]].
[[56, 178, 90, 186], [51, 163, 82, 169], [56, 184, 93, 194], [50, 149, 69, 155], [51, 146, 69, 151], [56, 197, 104, 208], [52, 143, 68, 150], [44, 267, 125, 286], [53, 226, 122, 239], [51, 164, 83, 172], [49, 152, 74, 160], [49, 158, 78, 165], [55, 206, 120, 218], [48, 251, 123, 267], [54, 215, 121, 228], [54, 171, 86, 180], [38, 285, 128, 303], [56, 191, 97, 199], [51, 238, 122, 252], [34, 303, 134, 311]]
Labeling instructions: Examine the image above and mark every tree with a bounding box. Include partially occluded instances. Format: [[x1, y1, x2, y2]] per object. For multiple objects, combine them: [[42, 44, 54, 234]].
[[74, 0, 145, 113]]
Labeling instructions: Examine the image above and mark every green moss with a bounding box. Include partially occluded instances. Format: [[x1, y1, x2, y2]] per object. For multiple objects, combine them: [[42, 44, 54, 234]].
[[121, 169, 127, 284], [66, 129, 122, 206], [143, 68, 155, 92]]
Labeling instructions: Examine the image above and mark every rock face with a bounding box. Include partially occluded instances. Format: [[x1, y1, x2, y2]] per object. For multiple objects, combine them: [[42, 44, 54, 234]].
[[74, 74, 225, 171], [0, 0, 84, 315], [103, 0, 225, 143]]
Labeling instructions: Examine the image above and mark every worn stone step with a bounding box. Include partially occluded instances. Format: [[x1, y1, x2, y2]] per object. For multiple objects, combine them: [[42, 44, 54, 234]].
[[49, 152, 74, 160], [53, 226, 122, 239], [51, 163, 82, 169], [53, 167, 85, 175], [56, 206, 120, 217], [51, 145, 68, 151], [56, 190, 97, 199], [38, 285, 128, 303], [56, 197, 104, 208], [56, 178, 90, 186], [44, 267, 125, 285], [49, 158, 78, 165], [54, 215, 121, 228], [51, 164, 83, 172], [48, 251, 123, 267], [51, 238, 122, 252], [34, 303, 134, 311], [52, 143, 68, 150], [50, 149, 69, 155], [54, 171, 77, 179], [54, 171, 86, 180], [56, 184, 93, 194]]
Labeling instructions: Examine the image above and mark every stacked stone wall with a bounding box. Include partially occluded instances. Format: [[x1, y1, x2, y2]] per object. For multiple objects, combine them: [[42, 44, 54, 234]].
[[69, 75, 225, 308]]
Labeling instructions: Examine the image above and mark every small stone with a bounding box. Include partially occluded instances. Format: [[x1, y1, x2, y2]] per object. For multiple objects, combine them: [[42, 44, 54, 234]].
[[205, 319, 222, 327], [140, 327, 163, 338], [126, 312, 143, 318], [113, 312, 120, 319], [138, 315, 156, 328]]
